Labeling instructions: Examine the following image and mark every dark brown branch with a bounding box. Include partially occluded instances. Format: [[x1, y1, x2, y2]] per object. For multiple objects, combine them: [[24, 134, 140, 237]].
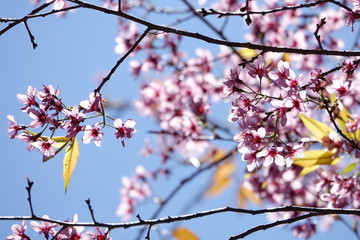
[[85, 198, 98, 224], [23, 20, 38, 49], [26, 178, 35, 217], [199, 0, 356, 18], [2, 205, 360, 228], [229, 212, 321, 239], [314, 18, 326, 50], [94, 27, 151, 93], [324, 101, 360, 151], [0, 1, 53, 36], [63, 0, 360, 57], [134, 147, 238, 240]]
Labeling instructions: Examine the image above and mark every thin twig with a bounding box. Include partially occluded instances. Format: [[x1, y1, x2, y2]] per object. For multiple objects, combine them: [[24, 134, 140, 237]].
[[85, 198, 98, 224], [26, 178, 35, 217], [229, 212, 321, 239], [314, 18, 326, 50], [94, 27, 151, 93], [23, 20, 38, 49], [65, 0, 360, 57], [199, 0, 356, 18]]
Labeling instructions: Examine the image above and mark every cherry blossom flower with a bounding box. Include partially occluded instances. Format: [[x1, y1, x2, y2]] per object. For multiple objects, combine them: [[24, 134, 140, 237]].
[[269, 60, 296, 87], [7, 115, 25, 139], [234, 127, 266, 151], [257, 146, 285, 167], [31, 139, 57, 160], [238, 147, 259, 171], [46, 0, 67, 10], [114, 118, 136, 147], [30, 215, 58, 239], [28, 107, 51, 128], [61, 106, 85, 137], [284, 144, 304, 167], [18, 132, 38, 151], [87, 228, 111, 240], [6, 221, 30, 240], [17, 86, 38, 112], [56, 214, 85, 240], [326, 79, 352, 97], [82, 122, 104, 147], [223, 67, 242, 96], [246, 55, 271, 79], [80, 92, 102, 113]]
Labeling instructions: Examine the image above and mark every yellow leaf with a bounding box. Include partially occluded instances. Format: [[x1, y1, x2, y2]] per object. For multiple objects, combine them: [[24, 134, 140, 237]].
[[205, 161, 235, 197], [43, 137, 71, 162], [293, 150, 340, 168], [172, 227, 199, 240], [299, 114, 334, 143], [298, 165, 320, 176], [282, 53, 291, 63], [63, 137, 80, 193], [238, 48, 257, 60], [237, 184, 262, 208]]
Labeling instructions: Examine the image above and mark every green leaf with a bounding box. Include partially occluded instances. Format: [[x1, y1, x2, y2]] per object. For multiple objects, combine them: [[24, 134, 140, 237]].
[[293, 150, 340, 168], [340, 162, 357, 175], [299, 114, 334, 143], [63, 137, 80, 193]]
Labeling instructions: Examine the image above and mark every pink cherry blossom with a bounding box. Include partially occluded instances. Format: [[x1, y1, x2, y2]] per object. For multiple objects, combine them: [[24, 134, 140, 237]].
[[46, 0, 67, 10], [56, 214, 85, 240], [284, 144, 304, 167], [31, 139, 57, 160], [17, 86, 38, 112], [326, 79, 352, 97], [238, 147, 259, 171], [28, 107, 51, 128], [114, 118, 136, 147], [82, 122, 104, 147], [246, 55, 271, 79], [6, 221, 30, 240], [257, 146, 285, 167], [61, 106, 85, 137], [87, 228, 111, 240], [7, 115, 25, 139], [80, 92, 102, 113], [18, 132, 38, 151], [30, 215, 58, 239]]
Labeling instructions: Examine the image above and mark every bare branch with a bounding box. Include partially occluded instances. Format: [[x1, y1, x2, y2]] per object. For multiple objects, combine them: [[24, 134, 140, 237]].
[[94, 27, 151, 93], [65, 0, 360, 57], [23, 20, 38, 49]]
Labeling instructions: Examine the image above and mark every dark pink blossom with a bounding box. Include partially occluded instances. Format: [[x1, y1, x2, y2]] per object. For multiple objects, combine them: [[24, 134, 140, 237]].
[[28, 107, 51, 128], [17, 86, 38, 112], [18, 132, 38, 151], [87, 228, 111, 240], [30, 215, 58, 239], [326, 79, 351, 97], [82, 122, 104, 147], [31, 139, 57, 160], [246, 55, 271, 79], [6, 221, 30, 240], [80, 92, 102, 113], [7, 115, 25, 139], [257, 146, 285, 167], [114, 118, 136, 147], [61, 106, 85, 137]]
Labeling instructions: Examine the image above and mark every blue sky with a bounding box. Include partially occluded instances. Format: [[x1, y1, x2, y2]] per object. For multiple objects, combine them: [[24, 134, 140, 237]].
[[0, 1, 358, 240]]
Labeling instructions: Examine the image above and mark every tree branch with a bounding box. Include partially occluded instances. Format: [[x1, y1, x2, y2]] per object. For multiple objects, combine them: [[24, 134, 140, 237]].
[[94, 27, 151, 93]]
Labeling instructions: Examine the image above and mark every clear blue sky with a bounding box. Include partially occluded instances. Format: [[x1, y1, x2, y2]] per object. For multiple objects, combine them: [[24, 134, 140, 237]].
[[0, 1, 357, 239]]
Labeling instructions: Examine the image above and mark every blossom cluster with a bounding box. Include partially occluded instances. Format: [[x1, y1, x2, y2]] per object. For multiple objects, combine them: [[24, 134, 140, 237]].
[[7, 86, 136, 161], [6, 214, 111, 240]]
